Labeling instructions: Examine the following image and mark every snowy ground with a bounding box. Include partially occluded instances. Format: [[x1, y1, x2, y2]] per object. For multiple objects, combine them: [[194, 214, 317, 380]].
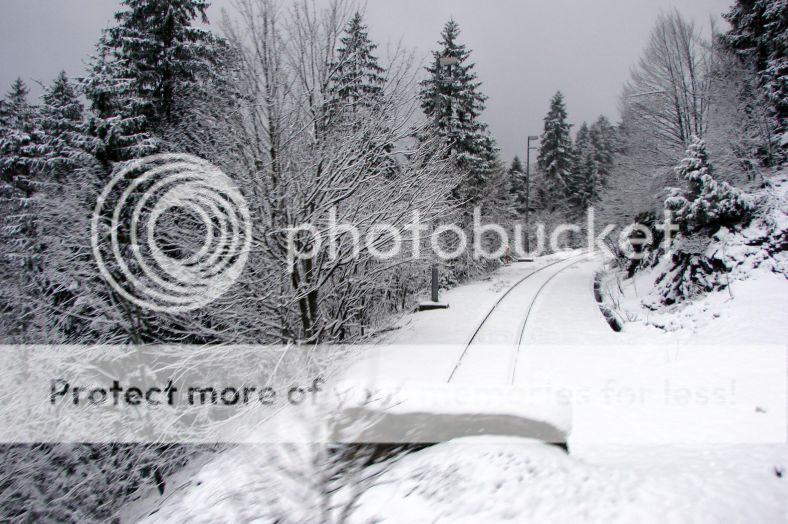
[[353, 438, 787, 523], [347, 252, 787, 522], [124, 249, 788, 523]]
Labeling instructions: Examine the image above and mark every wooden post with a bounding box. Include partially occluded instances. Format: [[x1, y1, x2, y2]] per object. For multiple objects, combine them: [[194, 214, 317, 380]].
[[431, 265, 439, 302]]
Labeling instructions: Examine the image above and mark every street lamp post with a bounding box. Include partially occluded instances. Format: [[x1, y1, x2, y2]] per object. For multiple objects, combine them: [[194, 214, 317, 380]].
[[524, 135, 539, 254], [427, 54, 459, 306]]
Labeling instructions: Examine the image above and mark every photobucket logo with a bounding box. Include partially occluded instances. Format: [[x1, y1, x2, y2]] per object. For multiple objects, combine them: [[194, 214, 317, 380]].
[[91, 154, 252, 312], [284, 207, 679, 271]]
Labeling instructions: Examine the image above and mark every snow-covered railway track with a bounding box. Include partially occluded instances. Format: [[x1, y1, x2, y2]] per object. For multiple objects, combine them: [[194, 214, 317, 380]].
[[447, 253, 585, 385], [508, 257, 583, 384]]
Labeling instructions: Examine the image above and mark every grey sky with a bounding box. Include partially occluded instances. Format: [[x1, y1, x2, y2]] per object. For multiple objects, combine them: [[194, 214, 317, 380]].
[[0, 0, 731, 162]]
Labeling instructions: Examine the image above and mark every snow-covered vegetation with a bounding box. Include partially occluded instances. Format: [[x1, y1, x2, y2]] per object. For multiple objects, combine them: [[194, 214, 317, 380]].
[[0, 0, 785, 521]]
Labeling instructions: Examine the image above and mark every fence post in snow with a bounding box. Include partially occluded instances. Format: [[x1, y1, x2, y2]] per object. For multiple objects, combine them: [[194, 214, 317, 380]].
[[431, 265, 439, 302]]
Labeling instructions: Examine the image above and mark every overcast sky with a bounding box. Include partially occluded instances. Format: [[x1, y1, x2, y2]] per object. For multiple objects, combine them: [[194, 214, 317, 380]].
[[0, 0, 731, 162]]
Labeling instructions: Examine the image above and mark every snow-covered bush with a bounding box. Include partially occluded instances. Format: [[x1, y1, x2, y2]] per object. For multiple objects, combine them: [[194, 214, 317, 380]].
[[653, 234, 731, 305], [0, 443, 206, 522], [657, 137, 755, 304], [665, 136, 753, 235]]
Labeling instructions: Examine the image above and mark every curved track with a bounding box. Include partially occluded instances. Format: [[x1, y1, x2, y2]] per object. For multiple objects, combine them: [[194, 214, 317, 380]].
[[508, 258, 585, 384], [447, 253, 586, 384]]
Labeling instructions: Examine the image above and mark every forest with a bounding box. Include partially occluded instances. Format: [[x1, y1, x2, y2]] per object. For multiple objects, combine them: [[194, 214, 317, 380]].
[[0, 0, 785, 521]]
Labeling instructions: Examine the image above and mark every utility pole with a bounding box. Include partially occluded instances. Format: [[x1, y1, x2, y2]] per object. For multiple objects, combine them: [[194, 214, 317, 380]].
[[426, 54, 459, 306], [524, 135, 539, 254]]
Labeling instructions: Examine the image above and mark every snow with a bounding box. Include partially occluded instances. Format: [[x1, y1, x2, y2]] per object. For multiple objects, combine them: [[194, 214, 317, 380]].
[[343, 247, 787, 522], [351, 437, 788, 523], [125, 243, 788, 522], [610, 169, 788, 343], [372, 250, 580, 347]]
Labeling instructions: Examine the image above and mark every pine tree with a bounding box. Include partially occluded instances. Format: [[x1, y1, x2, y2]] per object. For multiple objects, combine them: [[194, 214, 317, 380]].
[[536, 91, 574, 209], [569, 122, 595, 211], [722, 0, 787, 135], [665, 136, 752, 235], [38, 72, 99, 179], [0, 79, 46, 340], [84, 0, 218, 162], [508, 155, 528, 214], [330, 12, 385, 112], [589, 115, 616, 187], [419, 19, 498, 204]]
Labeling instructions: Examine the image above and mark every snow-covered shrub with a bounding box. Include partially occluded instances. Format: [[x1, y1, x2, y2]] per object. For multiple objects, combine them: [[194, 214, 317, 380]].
[[653, 234, 731, 305], [665, 136, 753, 235], [657, 137, 755, 304], [0, 443, 208, 522]]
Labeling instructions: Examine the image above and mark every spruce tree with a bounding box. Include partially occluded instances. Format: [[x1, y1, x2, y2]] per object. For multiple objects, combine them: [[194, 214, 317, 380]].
[[330, 12, 385, 111], [537, 91, 574, 208], [326, 12, 398, 178], [84, 39, 158, 163], [508, 155, 527, 213], [0, 79, 45, 340], [658, 137, 754, 304], [419, 19, 498, 204], [38, 72, 98, 179], [508, 155, 524, 184], [35, 73, 108, 342], [589, 115, 616, 188], [84, 0, 217, 162], [0, 79, 44, 274], [419, 19, 491, 160], [0, 79, 42, 197], [665, 136, 752, 235], [567, 115, 617, 213], [722, 0, 787, 134], [570, 122, 595, 211]]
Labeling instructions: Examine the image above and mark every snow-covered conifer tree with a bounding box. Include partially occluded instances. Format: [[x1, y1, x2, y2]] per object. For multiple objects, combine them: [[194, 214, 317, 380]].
[[536, 91, 574, 210], [330, 12, 385, 111], [83, 0, 218, 162], [569, 122, 595, 212], [38, 72, 98, 178], [666, 136, 752, 235], [722, 0, 787, 141], [419, 20, 488, 156], [419, 19, 499, 205], [0, 79, 46, 340], [589, 115, 616, 187], [655, 137, 754, 304], [0, 79, 41, 198], [34, 72, 113, 343], [326, 12, 399, 178]]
